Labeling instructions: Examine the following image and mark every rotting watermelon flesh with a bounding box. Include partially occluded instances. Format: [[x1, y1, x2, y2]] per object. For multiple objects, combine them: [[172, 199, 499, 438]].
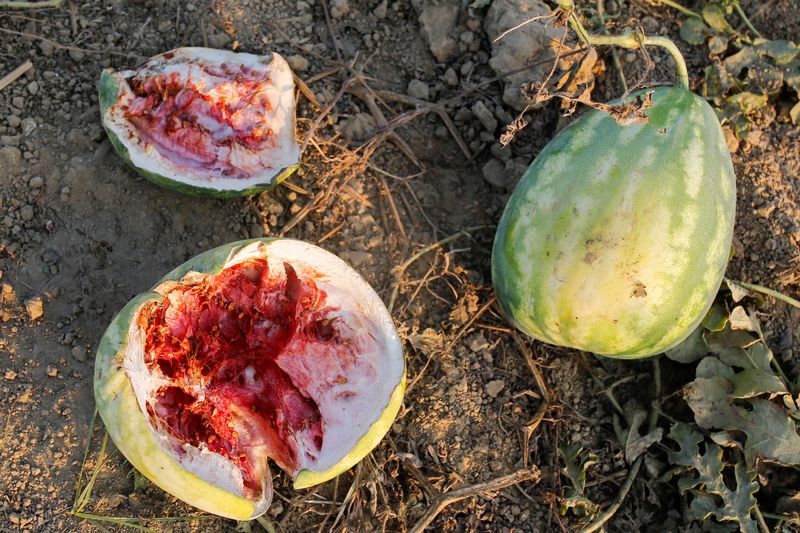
[[99, 48, 300, 197], [95, 239, 406, 519]]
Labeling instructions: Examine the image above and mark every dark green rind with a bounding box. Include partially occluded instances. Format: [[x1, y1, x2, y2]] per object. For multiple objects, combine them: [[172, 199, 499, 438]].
[[98, 69, 298, 198], [492, 87, 736, 359]]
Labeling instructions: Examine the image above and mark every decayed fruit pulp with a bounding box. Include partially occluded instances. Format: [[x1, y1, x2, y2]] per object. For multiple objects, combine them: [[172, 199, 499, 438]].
[[115, 58, 280, 179], [136, 258, 369, 496]]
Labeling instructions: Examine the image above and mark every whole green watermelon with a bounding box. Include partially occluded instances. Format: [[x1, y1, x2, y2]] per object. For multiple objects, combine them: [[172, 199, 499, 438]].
[[492, 87, 736, 358]]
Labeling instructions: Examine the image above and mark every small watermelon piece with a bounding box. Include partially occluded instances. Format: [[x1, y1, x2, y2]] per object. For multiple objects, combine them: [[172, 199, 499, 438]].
[[94, 239, 406, 519], [492, 87, 736, 359], [99, 48, 300, 197]]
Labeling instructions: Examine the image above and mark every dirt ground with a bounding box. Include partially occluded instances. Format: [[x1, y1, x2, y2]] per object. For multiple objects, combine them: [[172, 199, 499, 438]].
[[0, 0, 798, 532]]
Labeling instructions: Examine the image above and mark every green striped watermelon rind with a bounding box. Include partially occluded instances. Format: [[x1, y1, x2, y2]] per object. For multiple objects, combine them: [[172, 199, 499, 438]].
[[94, 238, 406, 519], [98, 57, 299, 198], [492, 87, 736, 359]]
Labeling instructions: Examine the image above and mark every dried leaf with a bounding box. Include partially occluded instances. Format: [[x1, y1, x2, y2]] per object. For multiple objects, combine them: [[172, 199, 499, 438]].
[[685, 375, 800, 465], [625, 411, 663, 463], [790, 101, 800, 124], [667, 423, 759, 532], [666, 326, 708, 363], [406, 327, 445, 355], [726, 92, 770, 113], [729, 306, 758, 332], [708, 35, 729, 56], [726, 279, 751, 302]]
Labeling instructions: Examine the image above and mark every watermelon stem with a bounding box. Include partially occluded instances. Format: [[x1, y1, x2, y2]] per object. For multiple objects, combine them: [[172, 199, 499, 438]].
[[557, 0, 690, 90]]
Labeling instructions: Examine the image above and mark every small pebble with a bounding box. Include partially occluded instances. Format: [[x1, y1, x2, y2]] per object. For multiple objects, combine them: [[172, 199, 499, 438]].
[[20, 205, 34, 221], [286, 54, 310, 72], [0, 146, 22, 171], [27, 81, 39, 95], [485, 380, 505, 398], [481, 158, 505, 188], [8, 115, 21, 129], [407, 79, 430, 101], [330, 0, 349, 18], [47, 366, 58, 378], [25, 296, 43, 320], [372, 0, 387, 18], [39, 40, 54, 56], [12, 96, 24, 109], [28, 176, 43, 189], [471, 101, 498, 132], [4, 370, 17, 380], [21, 117, 37, 137], [443, 67, 458, 86], [71, 346, 87, 362]]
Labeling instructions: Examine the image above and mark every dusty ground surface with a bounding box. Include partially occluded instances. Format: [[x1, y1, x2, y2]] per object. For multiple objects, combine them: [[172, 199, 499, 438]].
[[0, 0, 798, 532]]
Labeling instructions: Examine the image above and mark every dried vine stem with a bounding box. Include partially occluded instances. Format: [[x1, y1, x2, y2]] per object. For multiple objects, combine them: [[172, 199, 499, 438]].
[[0, 0, 63, 7], [408, 467, 542, 533], [558, 0, 689, 89]]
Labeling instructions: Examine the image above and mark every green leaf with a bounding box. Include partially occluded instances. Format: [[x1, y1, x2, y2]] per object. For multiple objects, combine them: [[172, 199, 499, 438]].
[[690, 463, 760, 533], [666, 326, 708, 363], [702, 4, 733, 33], [706, 326, 758, 354], [757, 39, 799, 65], [558, 444, 600, 521], [685, 375, 800, 465], [745, 343, 772, 371], [667, 423, 759, 532], [697, 356, 736, 380], [559, 444, 596, 495], [681, 17, 711, 46], [729, 368, 788, 398], [703, 304, 730, 332]]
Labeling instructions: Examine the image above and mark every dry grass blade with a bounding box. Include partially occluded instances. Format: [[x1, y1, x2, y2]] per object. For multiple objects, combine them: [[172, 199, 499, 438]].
[[0, 60, 32, 93], [376, 174, 407, 240], [408, 467, 542, 533]]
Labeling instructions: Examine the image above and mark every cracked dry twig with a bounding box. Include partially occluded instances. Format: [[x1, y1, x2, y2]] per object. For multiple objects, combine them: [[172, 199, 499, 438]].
[[408, 467, 542, 533]]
